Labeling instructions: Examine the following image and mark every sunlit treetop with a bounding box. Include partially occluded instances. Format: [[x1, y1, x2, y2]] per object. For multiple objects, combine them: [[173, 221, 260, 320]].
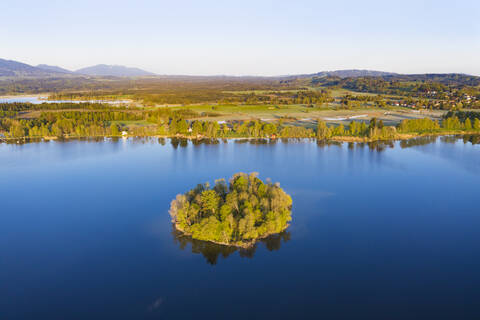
[[169, 172, 292, 247]]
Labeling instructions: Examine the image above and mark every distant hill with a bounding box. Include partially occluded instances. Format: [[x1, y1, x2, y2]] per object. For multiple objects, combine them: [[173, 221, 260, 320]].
[[0, 58, 60, 77], [313, 72, 480, 87], [0, 58, 156, 78], [381, 73, 480, 86], [323, 69, 398, 78], [36, 64, 73, 74], [0, 59, 477, 85], [285, 69, 398, 79], [75, 64, 155, 77]]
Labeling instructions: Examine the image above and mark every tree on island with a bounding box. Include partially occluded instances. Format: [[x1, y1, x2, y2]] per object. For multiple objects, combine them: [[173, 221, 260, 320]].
[[169, 173, 292, 247]]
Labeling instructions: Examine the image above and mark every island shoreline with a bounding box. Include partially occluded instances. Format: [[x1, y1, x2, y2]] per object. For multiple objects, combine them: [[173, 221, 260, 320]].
[[173, 223, 290, 249]]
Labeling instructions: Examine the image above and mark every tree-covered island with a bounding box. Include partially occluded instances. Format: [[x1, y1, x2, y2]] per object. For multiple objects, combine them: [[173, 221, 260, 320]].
[[169, 173, 292, 248]]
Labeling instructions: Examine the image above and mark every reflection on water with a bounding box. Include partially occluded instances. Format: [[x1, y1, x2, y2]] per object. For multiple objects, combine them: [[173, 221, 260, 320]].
[[3, 135, 480, 150], [191, 138, 220, 146], [172, 227, 291, 265], [0, 136, 112, 145], [463, 134, 480, 145], [400, 136, 438, 148], [367, 140, 394, 151], [0, 96, 129, 105], [441, 135, 459, 144], [171, 138, 222, 148], [316, 139, 342, 148]]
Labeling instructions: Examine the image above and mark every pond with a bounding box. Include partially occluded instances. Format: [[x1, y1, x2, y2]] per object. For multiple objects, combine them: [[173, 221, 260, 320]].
[[0, 96, 130, 105], [1, 137, 479, 319]]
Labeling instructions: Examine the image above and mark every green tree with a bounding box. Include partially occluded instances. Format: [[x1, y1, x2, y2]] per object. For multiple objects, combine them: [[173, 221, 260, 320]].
[[110, 123, 120, 136], [465, 118, 472, 130], [8, 121, 26, 138], [176, 119, 189, 134], [317, 120, 331, 139], [192, 121, 203, 136], [349, 121, 357, 135], [474, 118, 480, 130], [200, 190, 220, 215]]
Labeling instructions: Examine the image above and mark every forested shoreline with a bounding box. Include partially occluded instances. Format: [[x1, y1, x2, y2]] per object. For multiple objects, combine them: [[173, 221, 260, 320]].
[[1, 102, 480, 143]]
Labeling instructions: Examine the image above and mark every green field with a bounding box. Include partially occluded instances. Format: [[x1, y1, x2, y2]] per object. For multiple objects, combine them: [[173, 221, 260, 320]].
[[146, 103, 446, 130]]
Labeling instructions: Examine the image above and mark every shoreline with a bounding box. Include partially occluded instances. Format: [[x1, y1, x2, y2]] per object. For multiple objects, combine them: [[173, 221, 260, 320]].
[[1, 131, 480, 144], [0, 94, 131, 103], [0, 94, 48, 99], [174, 223, 290, 249]]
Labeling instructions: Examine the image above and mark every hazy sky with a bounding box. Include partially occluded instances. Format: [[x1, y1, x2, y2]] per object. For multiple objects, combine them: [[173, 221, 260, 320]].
[[1, 0, 479, 76]]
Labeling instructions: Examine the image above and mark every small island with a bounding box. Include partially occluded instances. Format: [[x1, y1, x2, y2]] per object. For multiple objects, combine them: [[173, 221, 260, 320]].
[[169, 173, 292, 248]]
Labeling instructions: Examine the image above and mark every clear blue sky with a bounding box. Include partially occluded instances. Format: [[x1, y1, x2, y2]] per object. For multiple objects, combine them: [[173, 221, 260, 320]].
[[1, 0, 479, 75]]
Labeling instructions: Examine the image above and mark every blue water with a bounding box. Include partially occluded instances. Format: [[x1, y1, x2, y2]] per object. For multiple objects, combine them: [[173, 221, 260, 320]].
[[1, 137, 479, 319]]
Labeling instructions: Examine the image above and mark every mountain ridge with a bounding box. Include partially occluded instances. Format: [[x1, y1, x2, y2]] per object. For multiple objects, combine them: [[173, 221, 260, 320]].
[[74, 64, 156, 77], [284, 69, 398, 79], [0, 58, 157, 78], [36, 64, 73, 74], [0, 58, 60, 77], [0, 58, 478, 79]]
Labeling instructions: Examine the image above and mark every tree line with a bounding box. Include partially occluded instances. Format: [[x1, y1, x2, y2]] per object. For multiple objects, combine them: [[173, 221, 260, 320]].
[[2, 103, 480, 140]]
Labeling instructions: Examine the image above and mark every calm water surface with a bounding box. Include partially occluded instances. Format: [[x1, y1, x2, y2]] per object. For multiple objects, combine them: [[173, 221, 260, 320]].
[[1, 137, 479, 319], [0, 96, 129, 104]]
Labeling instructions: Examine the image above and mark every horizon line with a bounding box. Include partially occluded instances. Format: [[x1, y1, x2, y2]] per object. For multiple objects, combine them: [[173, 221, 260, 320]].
[[2, 57, 480, 78]]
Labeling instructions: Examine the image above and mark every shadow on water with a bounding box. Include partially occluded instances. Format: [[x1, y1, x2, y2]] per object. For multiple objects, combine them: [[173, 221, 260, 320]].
[[171, 227, 291, 265]]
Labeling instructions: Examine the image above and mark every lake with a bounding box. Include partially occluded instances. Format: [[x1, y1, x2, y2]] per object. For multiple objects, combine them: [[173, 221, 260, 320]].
[[0, 96, 130, 105], [1, 137, 480, 319]]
